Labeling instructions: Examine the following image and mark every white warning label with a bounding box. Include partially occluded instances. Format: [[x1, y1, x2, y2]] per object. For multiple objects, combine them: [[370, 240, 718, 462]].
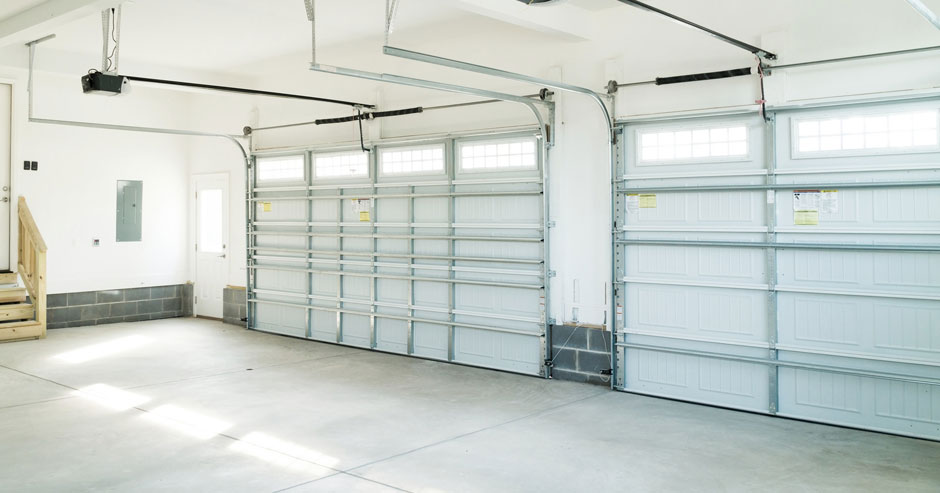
[[820, 190, 839, 214], [793, 190, 821, 212]]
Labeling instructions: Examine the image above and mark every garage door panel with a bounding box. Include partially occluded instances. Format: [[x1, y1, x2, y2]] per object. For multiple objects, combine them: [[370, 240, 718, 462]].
[[257, 199, 306, 221], [455, 285, 540, 322], [413, 322, 449, 360], [311, 272, 337, 297], [628, 192, 767, 227], [376, 317, 408, 354], [255, 268, 306, 293], [454, 267, 541, 285], [310, 309, 337, 342], [626, 245, 765, 284], [623, 347, 770, 412], [456, 196, 541, 223], [375, 197, 408, 222], [778, 368, 940, 440], [254, 303, 306, 338], [413, 280, 449, 308], [625, 284, 769, 344], [255, 233, 307, 250], [414, 197, 449, 222], [311, 200, 338, 221], [455, 241, 541, 260], [250, 135, 548, 377], [616, 103, 940, 440], [776, 188, 940, 229], [341, 276, 370, 299], [454, 328, 541, 374], [414, 239, 449, 256], [376, 278, 408, 304], [777, 250, 940, 296], [341, 314, 371, 348]]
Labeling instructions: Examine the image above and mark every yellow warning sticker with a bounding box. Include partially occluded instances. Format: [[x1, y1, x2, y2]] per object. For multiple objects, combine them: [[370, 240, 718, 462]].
[[262, 202, 272, 212], [794, 210, 819, 225], [359, 211, 370, 222], [639, 194, 657, 208]]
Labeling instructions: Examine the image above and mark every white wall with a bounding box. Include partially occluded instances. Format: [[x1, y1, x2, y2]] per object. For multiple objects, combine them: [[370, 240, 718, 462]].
[[0, 63, 195, 294]]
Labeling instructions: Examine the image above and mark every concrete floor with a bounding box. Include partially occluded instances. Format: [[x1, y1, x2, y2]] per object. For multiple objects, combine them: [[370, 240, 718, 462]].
[[0, 319, 938, 492]]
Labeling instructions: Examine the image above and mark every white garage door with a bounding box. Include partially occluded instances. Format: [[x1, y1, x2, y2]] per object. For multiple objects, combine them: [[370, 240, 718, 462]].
[[247, 132, 549, 376], [613, 98, 940, 440]]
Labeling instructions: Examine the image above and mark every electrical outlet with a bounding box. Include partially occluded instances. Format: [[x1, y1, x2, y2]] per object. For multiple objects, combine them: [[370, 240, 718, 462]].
[[92, 239, 100, 247]]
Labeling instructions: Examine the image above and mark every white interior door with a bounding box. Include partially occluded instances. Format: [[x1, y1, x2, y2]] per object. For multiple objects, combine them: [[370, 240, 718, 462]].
[[0, 83, 12, 271], [193, 173, 229, 318]]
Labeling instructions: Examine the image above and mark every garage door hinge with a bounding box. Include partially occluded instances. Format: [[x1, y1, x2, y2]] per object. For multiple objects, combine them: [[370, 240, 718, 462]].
[[546, 220, 556, 228], [547, 270, 556, 278]]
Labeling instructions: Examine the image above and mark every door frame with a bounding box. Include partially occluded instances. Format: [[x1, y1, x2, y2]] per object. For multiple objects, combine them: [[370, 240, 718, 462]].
[[190, 172, 230, 317], [0, 78, 17, 273]]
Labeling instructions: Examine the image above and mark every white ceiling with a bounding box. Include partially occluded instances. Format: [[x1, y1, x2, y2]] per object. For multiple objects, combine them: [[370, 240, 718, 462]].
[[0, 0, 45, 20], [36, 0, 470, 72], [2, 0, 938, 80]]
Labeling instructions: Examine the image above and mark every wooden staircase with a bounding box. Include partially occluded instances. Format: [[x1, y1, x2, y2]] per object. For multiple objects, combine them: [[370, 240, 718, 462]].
[[0, 197, 46, 342]]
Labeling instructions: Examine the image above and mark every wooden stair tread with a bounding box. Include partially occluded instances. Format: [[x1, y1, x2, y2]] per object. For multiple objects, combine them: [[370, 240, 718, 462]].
[[0, 320, 43, 343], [0, 303, 34, 321], [0, 287, 27, 304], [0, 272, 17, 284]]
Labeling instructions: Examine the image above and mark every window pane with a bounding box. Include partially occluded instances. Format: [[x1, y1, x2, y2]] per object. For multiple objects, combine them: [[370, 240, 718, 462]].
[[257, 155, 304, 182], [199, 189, 223, 253], [380, 144, 445, 175], [796, 109, 940, 155], [314, 151, 369, 178], [638, 124, 749, 163], [458, 137, 538, 171]]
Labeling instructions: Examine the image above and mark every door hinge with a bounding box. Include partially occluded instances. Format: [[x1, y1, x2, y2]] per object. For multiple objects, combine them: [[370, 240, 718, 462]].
[[546, 220, 556, 228], [547, 270, 557, 278], [194, 296, 198, 304]]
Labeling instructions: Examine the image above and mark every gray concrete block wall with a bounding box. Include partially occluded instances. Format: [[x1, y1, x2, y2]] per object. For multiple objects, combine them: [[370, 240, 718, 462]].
[[181, 283, 194, 317], [222, 287, 246, 326], [550, 325, 613, 386], [46, 284, 190, 329]]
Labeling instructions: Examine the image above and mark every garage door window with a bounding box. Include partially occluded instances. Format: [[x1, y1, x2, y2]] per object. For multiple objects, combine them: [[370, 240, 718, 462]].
[[256, 155, 305, 183], [637, 124, 748, 164], [314, 151, 369, 179], [793, 108, 939, 157], [380, 144, 445, 176], [458, 138, 537, 171]]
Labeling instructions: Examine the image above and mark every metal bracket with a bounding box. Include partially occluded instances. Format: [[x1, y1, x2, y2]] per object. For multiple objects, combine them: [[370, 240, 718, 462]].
[[547, 270, 557, 278], [546, 220, 556, 228]]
